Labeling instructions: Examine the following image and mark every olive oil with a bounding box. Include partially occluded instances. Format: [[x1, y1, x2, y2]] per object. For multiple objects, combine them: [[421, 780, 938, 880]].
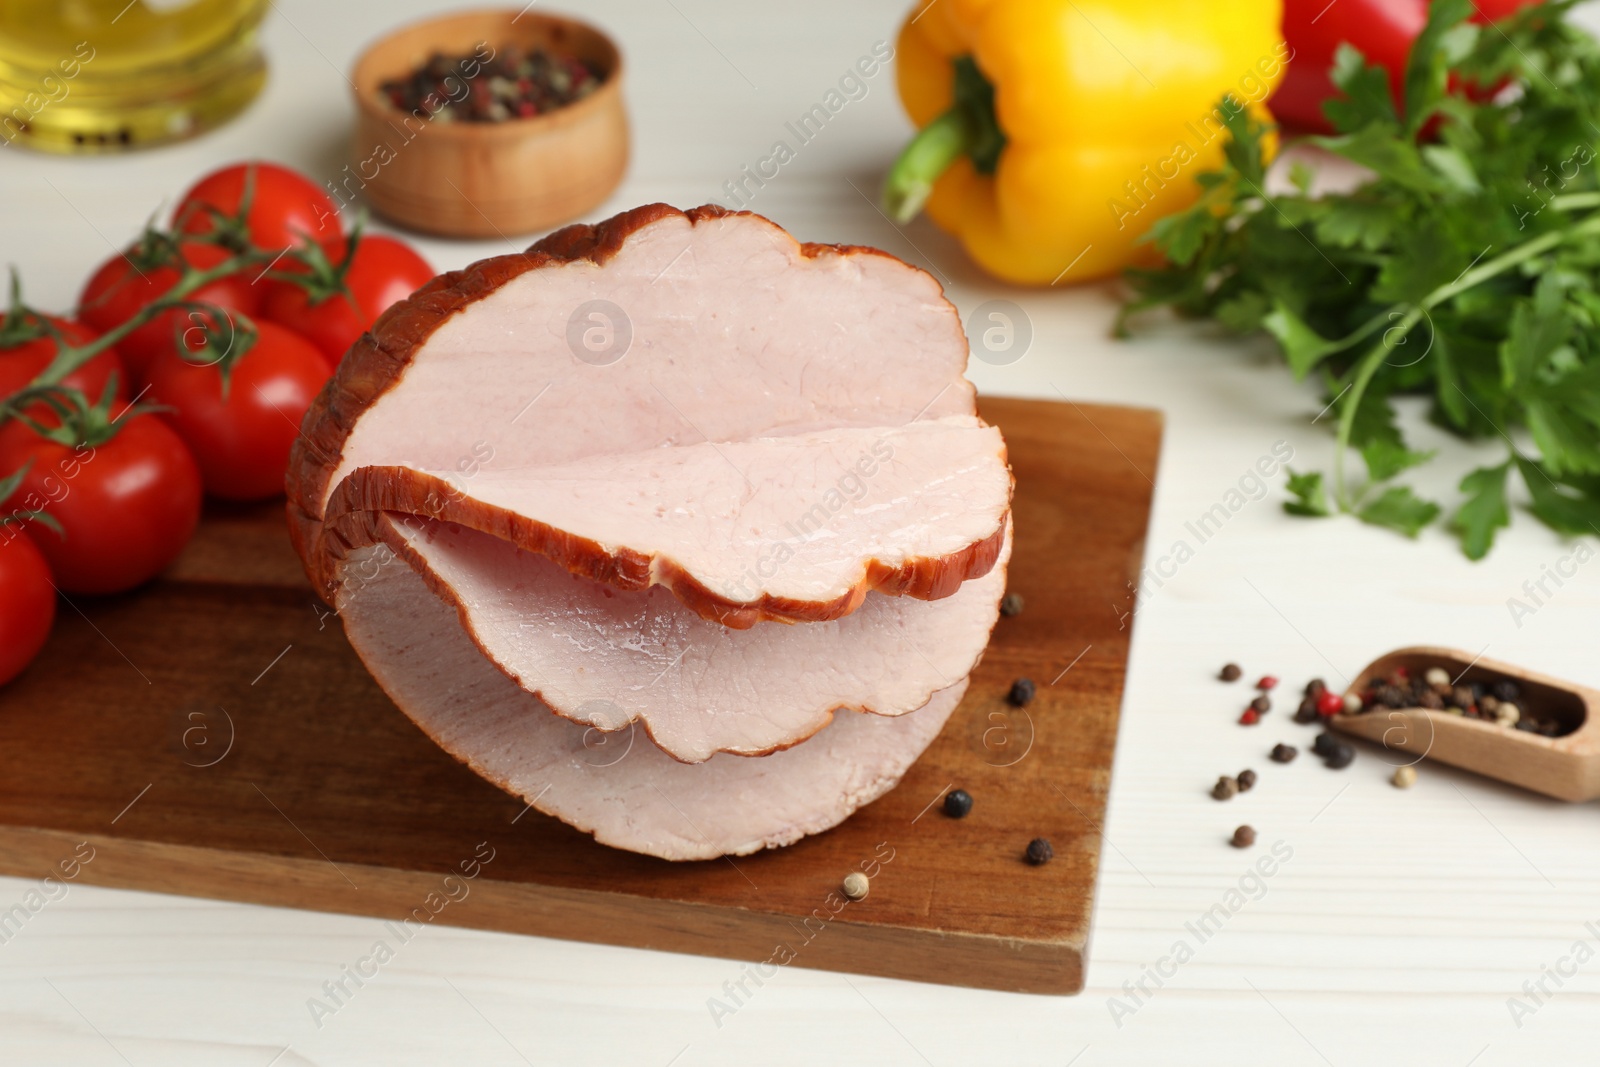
[[0, 0, 267, 152]]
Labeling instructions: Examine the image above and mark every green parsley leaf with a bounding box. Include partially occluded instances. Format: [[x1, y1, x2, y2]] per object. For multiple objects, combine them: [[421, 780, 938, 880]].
[[1451, 462, 1511, 559], [1284, 469, 1332, 517], [1358, 486, 1442, 537]]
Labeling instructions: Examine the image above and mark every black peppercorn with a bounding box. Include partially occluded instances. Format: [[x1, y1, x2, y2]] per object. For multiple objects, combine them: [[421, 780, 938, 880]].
[[999, 592, 1024, 617], [1250, 695, 1271, 714], [1294, 698, 1319, 724], [943, 788, 973, 819], [1231, 825, 1256, 848], [1323, 742, 1355, 769], [1237, 769, 1258, 791], [1304, 678, 1326, 697], [1378, 685, 1407, 709], [1270, 743, 1297, 763], [1493, 679, 1521, 703], [1220, 663, 1243, 682], [1025, 837, 1054, 865], [1007, 678, 1036, 707], [1311, 732, 1339, 757], [1212, 776, 1239, 800]]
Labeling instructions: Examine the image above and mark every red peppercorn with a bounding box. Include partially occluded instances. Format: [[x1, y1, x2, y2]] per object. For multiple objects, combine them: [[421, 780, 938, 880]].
[[1315, 689, 1343, 717], [1239, 708, 1261, 725], [1256, 675, 1278, 691]]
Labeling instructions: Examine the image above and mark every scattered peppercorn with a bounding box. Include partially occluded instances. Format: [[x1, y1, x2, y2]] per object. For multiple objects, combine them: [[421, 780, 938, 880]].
[[1293, 698, 1319, 724], [1304, 678, 1326, 698], [842, 871, 870, 900], [1256, 675, 1278, 691], [1212, 775, 1239, 800], [943, 788, 973, 819], [1250, 695, 1271, 714], [1392, 765, 1417, 789], [1270, 743, 1298, 763], [1322, 741, 1355, 769], [1231, 825, 1256, 848], [1000, 592, 1025, 617], [1025, 837, 1054, 865], [1311, 732, 1339, 757], [1239, 708, 1261, 726], [1007, 678, 1036, 707], [1315, 689, 1344, 717], [1220, 662, 1243, 682], [1237, 769, 1258, 791]]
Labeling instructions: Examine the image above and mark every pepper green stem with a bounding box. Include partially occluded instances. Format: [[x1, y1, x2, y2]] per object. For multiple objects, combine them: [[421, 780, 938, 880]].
[[883, 106, 976, 224]]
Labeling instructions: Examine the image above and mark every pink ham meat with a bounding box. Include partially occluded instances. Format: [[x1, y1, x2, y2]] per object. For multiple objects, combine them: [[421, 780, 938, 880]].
[[288, 204, 1011, 859], [331, 511, 1009, 762], [290, 204, 1001, 623], [335, 540, 966, 861], [325, 415, 1010, 627]]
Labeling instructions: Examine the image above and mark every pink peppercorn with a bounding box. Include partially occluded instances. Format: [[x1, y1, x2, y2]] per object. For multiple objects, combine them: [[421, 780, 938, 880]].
[[1257, 675, 1279, 691], [1315, 689, 1344, 717], [1240, 708, 1261, 725]]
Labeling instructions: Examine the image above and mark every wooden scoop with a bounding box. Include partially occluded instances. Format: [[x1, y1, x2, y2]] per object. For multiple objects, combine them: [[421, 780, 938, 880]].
[[1329, 646, 1600, 801]]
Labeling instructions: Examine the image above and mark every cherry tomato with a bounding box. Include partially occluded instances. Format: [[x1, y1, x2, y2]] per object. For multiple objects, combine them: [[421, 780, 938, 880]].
[[0, 525, 56, 687], [261, 235, 434, 366], [146, 319, 331, 502], [0, 413, 202, 595], [0, 316, 127, 417], [175, 161, 340, 251], [78, 242, 260, 385]]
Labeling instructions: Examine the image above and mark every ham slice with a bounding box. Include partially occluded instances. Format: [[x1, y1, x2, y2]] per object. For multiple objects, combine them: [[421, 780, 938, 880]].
[[326, 415, 1010, 627], [336, 541, 964, 861], [329, 511, 1009, 762], [289, 204, 989, 618]]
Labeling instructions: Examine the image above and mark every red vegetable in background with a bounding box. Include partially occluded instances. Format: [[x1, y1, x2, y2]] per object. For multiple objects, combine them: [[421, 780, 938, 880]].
[[1272, 0, 1542, 132], [0, 316, 127, 416], [0, 526, 55, 687], [175, 161, 341, 252], [261, 234, 434, 366], [78, 242, 260, 384], [146, 318, 331, 501], [0, 412, 202, 595]]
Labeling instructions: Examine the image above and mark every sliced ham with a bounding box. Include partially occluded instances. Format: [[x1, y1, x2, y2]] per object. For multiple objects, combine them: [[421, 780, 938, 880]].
[[330, 511, 1009, 762], [326, 415, 1010, 627], [335, 541, 965, 861], [289, 204, 1009, 859], [289, 204, 981, 607]]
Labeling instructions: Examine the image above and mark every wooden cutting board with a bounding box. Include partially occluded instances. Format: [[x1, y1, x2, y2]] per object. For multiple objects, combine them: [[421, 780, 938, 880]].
[[0, 397, 1160, 995]]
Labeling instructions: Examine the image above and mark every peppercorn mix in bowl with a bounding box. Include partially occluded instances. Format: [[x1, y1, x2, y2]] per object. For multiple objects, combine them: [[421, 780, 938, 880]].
[[349, 8, 627, 237]]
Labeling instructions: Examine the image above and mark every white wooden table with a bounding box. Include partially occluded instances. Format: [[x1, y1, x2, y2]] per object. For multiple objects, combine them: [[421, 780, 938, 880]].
[[4, 2, 1599, 1063]]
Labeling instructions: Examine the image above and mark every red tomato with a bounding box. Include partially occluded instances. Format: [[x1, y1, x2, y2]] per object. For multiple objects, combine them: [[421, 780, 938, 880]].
[[146, 319, 331, 502], [0, 526, 56, 687], [0, 413, 202, 595], [261, 235, 434, 366], [0, 316, 127, 416], [175, 162, 340, 251], [78, 243, 261, 385]]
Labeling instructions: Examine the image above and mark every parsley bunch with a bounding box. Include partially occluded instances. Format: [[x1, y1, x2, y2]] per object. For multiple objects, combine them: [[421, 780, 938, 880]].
[[1125, 0, 1600, 557]]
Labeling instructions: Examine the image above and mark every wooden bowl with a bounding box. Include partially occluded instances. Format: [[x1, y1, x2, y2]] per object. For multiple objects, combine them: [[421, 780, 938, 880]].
[[350, 9, 628, 238]]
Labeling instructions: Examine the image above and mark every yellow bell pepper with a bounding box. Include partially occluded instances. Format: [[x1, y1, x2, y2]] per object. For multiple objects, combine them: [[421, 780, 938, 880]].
[[885, 0, 1288, 285]]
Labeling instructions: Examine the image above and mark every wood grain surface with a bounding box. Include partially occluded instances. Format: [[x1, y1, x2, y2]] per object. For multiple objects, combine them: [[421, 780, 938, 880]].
[[0, 397, 1160, 995]]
